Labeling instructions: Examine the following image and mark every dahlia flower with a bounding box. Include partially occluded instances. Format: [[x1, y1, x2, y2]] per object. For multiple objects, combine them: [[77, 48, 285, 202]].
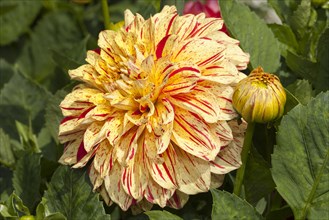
[[58, 6, 249, 210]]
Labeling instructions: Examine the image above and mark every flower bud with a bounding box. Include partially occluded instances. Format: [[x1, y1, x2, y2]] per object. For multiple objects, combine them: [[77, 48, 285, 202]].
[[232, 67, 286, 123]]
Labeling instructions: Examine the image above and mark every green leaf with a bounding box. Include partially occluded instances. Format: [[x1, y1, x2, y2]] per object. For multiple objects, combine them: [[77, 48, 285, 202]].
[[314, 27, 329, 93], [286, 79, 314, 105], [272, 92, 329, 220], [145, 210, 182, 220], [44, 166, 111, 220], [287, 0, 311, 39], [268, 0, 298, 22], [211, 189, 264, 220], [0, 59, 15, 90], [51, 36, 89, 73], [0, 192, 30, 217], [0, 166, 13, 202], [0, 129, 15, 167], [244, 148, 276, 205], [45, 90, 68, 144], [219, 0, 281, 72], [0, 72, 50, 120], [286, 51, 316, 83], [16, 11, 83, 91], [15, 121, 40, 153], [0, 0, 42, 45], [12, 152, 41, 211], [36, 198, 66, 220], [268, 23, 299, 57]]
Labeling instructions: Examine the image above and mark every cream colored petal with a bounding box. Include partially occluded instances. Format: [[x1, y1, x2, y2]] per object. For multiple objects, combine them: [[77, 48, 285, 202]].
[[94, 140, 114, 178], [104, 162, 133, 211], [58, 130, 84, 146], [170, 14, 197, 41], [114, 125, 144, 165], [178, 167, 211, 194], [69, 64, 102, 89], [173, 145, 211, 194], [223, 45, 250, 70], [198, 81, 239, 120], [124, 9, 135, 28], [169, 85, 220, 123], [72, 144, 99, 168], [210, 120, 233, 148], [89, 162, 103, 190], [83, 121, 104, 152], [210, 119, 246, 174], [58, 133, 83, 165], [200, 60, 239, 85], [144, 178, 175, 208], [172, 108, 221, 161], [149, 143, 178, 189], [121, 134, 149, 200], [58, 117, 88, 138], [105, 90, 138, 111], [162, 63, 200, 96], [189, 17, 223, 38], [166, 190, 189, 209], [85, 50, 100, 66], [98, 184, 113, 206], [210, 174, 225, 189], [60, 85, 97, 117], [172, 38, 225, 66]]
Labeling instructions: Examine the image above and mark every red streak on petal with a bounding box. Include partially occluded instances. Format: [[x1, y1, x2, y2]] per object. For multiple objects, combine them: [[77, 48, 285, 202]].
[[61, 107, 85, 111], [169, 66, 199, 78], [156, 34, 171, 59], [172, 192, 181, 208], [219, 96, 232, 103], [60, 116, 77, 124], [166, 14, 178, 36], [77, 140, 87, 161], [162, 163, 176, 185], [154, 164, 165, 181], [78, 106, 96, 119], [205, 65, 223, 70], [210, 160, 225, 169]]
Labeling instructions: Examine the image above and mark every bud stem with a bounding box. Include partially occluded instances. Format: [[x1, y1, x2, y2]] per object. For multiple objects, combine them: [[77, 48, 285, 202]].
[[101, 0, 111, 30], [233, 122, 255, 196]]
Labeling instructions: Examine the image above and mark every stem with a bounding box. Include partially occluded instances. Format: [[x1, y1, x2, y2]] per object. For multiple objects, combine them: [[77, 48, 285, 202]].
[[233, 122, 255, 196], [101, 0, 111, 30]]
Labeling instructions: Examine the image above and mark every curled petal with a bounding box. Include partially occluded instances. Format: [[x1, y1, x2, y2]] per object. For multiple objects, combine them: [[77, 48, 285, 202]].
[[59, 133, 83, 165], [144, 178, 175, 208], [166, 190, 189, 209]]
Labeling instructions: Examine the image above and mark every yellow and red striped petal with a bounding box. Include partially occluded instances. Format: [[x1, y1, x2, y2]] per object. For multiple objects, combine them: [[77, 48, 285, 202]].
[[93, 141, 114, 178], [149, 143, 177, 189], [173, 145, 211, 194], [89, 162, 103, 190], [58, 133, 83, 165], [172, 108, 221, 160], [121, 137, 148, 200], [144, 178, 175, 208], [169, 85, 219, 123], [166, 190, 189, 209], [104, 162, 133, 211], [162, 64, 200, 95]]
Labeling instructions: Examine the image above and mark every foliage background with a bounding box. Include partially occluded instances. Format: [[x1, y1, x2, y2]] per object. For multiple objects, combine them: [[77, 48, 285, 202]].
[[0, 0, 328, 219]]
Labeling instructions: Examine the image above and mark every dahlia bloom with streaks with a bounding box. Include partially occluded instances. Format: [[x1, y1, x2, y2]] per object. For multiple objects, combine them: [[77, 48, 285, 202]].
[[58, 6, 249, 211]]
